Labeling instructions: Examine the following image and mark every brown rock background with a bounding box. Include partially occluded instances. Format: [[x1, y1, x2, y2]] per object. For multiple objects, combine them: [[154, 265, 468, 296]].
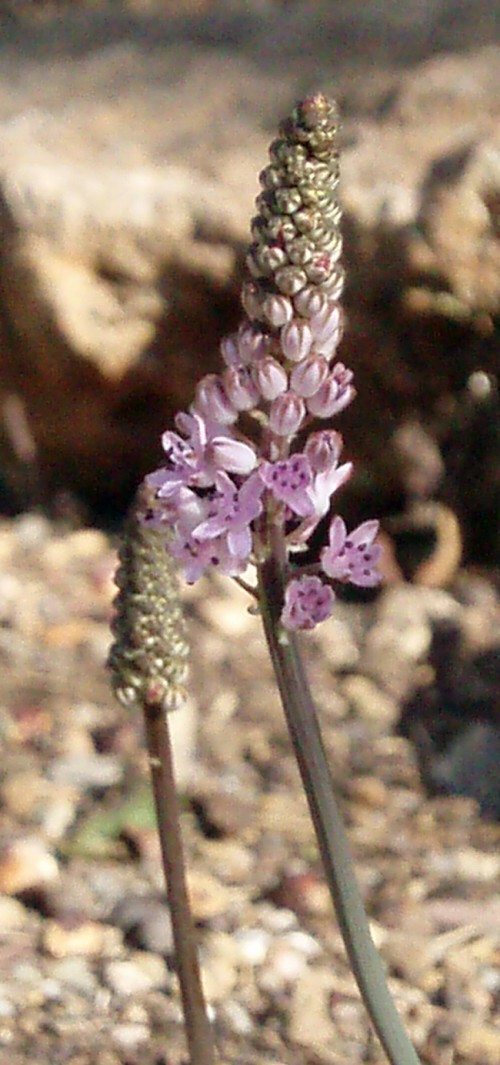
[[0, 0, 498, 560]]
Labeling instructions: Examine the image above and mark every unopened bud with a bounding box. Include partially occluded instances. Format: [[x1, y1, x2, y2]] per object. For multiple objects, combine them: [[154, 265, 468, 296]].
[[253, 357, 288, 401], [281, 319, 313, 362], [269, 390, 306, 436], [305, 429, 343, 472], [223, 366, 260, 411], [290, 354, 329, 398], [194, 374, 237, 425]]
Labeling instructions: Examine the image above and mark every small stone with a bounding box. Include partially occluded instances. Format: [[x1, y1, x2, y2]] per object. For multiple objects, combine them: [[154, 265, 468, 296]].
[[42, 918, 120, 959], [104, 953, 169, 996], [234, 928, 271, 966], [50, 957, 99, 996], [0, 839, 59, 895], [455, 1023, 500, 1065], [112, 1023, 150, 1050], [48, 754, 122, 790], [0, 896, 30, 931], [186, 870, 236, 922], [109, 894, 174, 956], [342, 675, 398, 729]]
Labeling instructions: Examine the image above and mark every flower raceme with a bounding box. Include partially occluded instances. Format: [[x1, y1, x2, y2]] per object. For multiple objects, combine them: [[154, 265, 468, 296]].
[[146, 94, 381, 629]]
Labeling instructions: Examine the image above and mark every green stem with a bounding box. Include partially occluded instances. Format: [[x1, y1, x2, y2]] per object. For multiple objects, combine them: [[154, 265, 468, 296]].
[[257, 546, 421, 1065], [143, 700, 216, 1065]]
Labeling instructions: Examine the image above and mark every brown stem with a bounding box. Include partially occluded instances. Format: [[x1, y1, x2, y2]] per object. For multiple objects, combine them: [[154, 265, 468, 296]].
[[143, 700, 215, 1065]]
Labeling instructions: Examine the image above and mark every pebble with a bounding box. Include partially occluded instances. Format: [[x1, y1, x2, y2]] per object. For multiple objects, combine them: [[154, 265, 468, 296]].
[[42, 919, 121, 959], [48, 754, 123, 790], [234, 928, 271, 966], [258, 940, 309, 994], [186, 869, 238, 922], [456, 1023, 500, 1065], [109, 893, 173, 956], [0, 895, 31, 931], [112, 1023, 150, 1050], [104, 953, 169, 996], [342, 675, 398, 728], [0, 839, 59, 895], [50, 957, 99, 996]]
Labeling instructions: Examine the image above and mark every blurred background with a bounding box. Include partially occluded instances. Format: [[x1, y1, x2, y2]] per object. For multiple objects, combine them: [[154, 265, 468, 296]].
[[0, 5, 499, 1065], [0, 0, 498, 557]]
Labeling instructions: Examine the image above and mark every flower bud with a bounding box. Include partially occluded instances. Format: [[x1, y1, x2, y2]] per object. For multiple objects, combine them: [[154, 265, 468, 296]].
[[269, 390, 306, 436], [241, 281, 264, 321], [305, 429, 343, 472], [253, 357, 288, 401], [208, 436, 257, 475], [310, 300, 342, 341], [220, 334, 242, 368], [237, 322, 270, 363], [223, 366, 260, 411], [306, 365, 355, 418], [194, 374, 237, 425], [261, 293, 294, 328], [290, 354, 329, 398], [293, 287, 328, 319], [280, 319, 313, 362], [274, 265, 308, 297]]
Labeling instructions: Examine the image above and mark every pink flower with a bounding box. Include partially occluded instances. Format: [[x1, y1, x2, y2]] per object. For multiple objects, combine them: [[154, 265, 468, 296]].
[[288, 448, 352, 544], [261, 455, 314, 517], [320, 517, 381, 587], [193, 470, 265, 563], [170, 532, 244, 584], [149, 411, 255, 495], [281, 575, 335, 631]]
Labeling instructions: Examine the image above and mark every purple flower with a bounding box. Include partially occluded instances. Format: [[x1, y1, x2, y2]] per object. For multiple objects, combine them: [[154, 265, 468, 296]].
[[320, 517, 381, 587], [288, 450, 352, 545], [170, 531, 244, 584], [261, 455, 314, 517], [148, 411, 257, 498], [193, 470, 265, 563], [281, 575, 335, 631]]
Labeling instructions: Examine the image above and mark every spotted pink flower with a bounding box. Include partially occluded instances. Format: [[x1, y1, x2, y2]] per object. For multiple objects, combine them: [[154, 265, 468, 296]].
[[320, 517, 381, 587], [281, 575, 335, 631], [193, 470, 265, 562], [261, 455, 314, 517]]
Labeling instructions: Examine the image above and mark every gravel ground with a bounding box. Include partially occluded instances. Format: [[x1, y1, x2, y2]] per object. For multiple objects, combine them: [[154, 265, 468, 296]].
[[0, 511, 498, 1065]]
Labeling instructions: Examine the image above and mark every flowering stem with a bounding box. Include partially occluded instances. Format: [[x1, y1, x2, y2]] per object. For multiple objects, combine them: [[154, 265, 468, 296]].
[[257, 534, 421, 1065], [143, 698, 215, 1065]]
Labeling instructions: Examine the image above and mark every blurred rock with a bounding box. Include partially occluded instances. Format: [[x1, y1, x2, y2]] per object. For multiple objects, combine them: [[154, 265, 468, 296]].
[[108, 893, 174, 956], [0, 6, 498, 535], [0, 838, 59, 895], [104, 952, 169, 995]]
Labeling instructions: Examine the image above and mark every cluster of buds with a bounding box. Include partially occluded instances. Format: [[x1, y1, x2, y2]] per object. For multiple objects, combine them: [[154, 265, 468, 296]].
[[147, 95, 381, 629]]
